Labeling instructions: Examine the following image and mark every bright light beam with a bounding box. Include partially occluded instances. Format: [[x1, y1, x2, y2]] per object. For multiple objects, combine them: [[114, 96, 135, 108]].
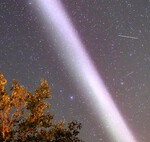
[[34, 1, 138, 142]]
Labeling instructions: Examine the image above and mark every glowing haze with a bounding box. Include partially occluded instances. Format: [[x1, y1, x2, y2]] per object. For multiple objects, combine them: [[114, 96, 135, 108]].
[[34, 0, 138, 142]]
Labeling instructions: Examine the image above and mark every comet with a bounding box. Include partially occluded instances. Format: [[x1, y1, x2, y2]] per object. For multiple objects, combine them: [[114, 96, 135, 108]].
[[34, 1, 138, 142]]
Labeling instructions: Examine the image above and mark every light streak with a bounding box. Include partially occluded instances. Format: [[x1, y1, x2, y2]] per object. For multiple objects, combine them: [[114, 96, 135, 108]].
[[118, 34, 138, 40], [126, 72, 134, 76], [34, 1, 138, 142]]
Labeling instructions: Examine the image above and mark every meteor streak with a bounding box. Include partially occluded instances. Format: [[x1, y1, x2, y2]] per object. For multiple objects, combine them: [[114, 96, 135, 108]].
[[34, 1, 138, 142], [118, 34, 138, 40], [126, 71, 134, 77], [123, 71, 134, 78]]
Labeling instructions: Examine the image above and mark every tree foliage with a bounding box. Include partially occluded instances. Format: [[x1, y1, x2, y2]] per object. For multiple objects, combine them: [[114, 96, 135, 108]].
[[0, 72, 83, 142]]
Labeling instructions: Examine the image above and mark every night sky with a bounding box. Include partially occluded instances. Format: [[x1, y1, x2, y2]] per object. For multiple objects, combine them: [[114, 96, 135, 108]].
[[1, 0, 150, 142]]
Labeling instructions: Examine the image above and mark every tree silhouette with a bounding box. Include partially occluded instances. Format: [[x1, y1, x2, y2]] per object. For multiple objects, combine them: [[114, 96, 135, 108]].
[[0, 72, 84, 142]]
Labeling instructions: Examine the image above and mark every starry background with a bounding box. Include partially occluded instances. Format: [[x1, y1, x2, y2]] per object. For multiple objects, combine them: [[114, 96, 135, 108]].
[[1, 0, 150, 141]]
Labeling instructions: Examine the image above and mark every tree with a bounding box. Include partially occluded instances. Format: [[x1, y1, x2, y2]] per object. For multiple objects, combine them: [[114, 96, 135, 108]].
[[0, 72, 84, 142]]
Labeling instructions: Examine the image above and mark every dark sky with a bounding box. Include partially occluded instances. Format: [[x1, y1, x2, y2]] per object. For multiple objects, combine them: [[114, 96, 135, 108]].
[[1, 0, 150, 141]]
